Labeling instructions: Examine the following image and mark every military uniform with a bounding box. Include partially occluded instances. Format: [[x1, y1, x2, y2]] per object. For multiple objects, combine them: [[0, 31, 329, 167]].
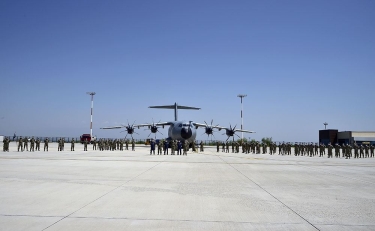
[[18, 137, 23, 152], [200, 141, 204, 152], [132, 139, 135, 151], [71, 138, 75, 151], [23, 137, 28, 151], [44, 138, 49, 151], [36, 138, 40, 151], [30, 137, 35, 152], [83, 139, 88, 151]]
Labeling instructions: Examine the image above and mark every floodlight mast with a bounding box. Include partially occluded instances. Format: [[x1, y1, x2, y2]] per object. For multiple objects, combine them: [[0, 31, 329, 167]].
[[324, 122, 328, 130], [237, 94, 247, 140], [87, 92, 96, 138]]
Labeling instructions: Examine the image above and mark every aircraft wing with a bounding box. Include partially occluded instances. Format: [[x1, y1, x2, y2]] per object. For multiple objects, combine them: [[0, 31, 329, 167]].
[[215, 125, 256, 133], [100, 126, 125, 129], [100, 122, 173, 129], [192, 122, 221, 129]]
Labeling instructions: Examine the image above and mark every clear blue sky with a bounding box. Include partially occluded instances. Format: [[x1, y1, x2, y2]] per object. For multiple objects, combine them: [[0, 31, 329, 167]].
[[1, 0, 374, 142]]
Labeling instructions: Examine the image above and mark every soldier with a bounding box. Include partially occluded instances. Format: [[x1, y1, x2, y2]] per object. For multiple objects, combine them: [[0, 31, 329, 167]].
[[192, 140, 196, 152], [44, 138, 49, 151], [177, 140, 182, 155], [359, 144, 364, 158], [5, 137, 10, 152], [327, 143, 333, 158], [23, 137, 29, 151], [62, 138, 65, 151], [157, 140, 163, 155], [57, 138, 61, 151], [2, 137, 7, 152], [335, 144, 341, 158], [71, 138, 75, 151], [370, 144, 374, 158], [150, 139, 156, 155], [30, 137, 35, 152], [36, 138, 40, 151], [353, 143, 359, 158], [18, 136, 23, 152], [83, 139, 88, 151], [226, 141, 229, 153], [216, 141, 220, 152], [125, 139, 129, 150], [131, 139, 135, 151], [164, 140, 169, 155], [365, 145, 369, 158], [183, 140, 189, 155], [120, 139, 124, 151], [93, 139, 97, 150], [200, 141, 204, 152], [346, 144, 352, 159]]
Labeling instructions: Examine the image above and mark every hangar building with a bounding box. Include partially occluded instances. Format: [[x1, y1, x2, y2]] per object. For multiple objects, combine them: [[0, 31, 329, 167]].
[[319, 130, 375, 145]]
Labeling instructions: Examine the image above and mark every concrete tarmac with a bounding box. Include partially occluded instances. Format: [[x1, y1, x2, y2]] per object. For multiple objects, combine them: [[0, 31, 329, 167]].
[[1, 142, 375, 231]]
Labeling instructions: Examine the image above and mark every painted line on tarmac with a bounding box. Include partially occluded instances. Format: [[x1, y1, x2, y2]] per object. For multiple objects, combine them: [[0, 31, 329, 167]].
[[41, 161, 163, 231], [215, 154, 321, 231]]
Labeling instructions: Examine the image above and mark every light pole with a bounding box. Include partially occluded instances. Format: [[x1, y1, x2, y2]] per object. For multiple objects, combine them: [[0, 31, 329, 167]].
[[237, 94, 247, 140], [86, 92, 96, 138], [323, 122, 328, 130]]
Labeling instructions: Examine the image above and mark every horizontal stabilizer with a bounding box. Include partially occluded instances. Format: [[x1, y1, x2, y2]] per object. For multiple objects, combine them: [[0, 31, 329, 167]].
[[149, 105, 200, 110]]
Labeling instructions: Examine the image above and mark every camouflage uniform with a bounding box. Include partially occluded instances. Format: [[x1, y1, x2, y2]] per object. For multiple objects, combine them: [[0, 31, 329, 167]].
[[18, 137, 23, 152], [71, 138, 75, 151]]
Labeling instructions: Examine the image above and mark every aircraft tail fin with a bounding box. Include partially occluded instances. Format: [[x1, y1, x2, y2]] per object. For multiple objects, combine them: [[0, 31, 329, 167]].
[[149, 102, 200, 121]]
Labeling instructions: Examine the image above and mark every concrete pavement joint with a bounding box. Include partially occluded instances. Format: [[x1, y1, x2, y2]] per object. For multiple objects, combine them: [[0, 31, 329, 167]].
[[215, 155, 321, 231], [41, 161, 163, 231]]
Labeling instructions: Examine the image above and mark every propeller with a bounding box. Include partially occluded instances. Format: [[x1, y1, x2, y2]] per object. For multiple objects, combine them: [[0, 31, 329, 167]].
[[224, 124, 240, 141], [145, 119, 163, 139], [121, 120, 138, 139], [203, 119, 219, 138]]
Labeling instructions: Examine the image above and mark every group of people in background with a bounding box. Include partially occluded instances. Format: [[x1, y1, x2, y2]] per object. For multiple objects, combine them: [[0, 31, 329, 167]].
[[148, 139, 205, 155], [216, 141, 375, 159]]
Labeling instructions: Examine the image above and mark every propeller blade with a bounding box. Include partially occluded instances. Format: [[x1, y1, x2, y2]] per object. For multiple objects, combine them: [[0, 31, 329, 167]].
[[235, 133, 241, 139], [204, 121, 208, 126], [211, 119, 213, 126], [226, 136, 230, 141], [157, 131, 163, 135], [148, 133, 152, 138], [233, 125, 237, 130]]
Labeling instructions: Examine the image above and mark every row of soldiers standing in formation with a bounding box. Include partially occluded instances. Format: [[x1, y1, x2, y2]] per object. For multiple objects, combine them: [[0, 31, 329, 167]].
[[3, 136, 137, 152], [149, 139, 205, 155], [216, 141, 375, 159]]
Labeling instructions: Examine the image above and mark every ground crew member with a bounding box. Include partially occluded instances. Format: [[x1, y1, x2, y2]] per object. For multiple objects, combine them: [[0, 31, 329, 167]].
[[216, 142, 220, 152], [200, 141, 204, 152]]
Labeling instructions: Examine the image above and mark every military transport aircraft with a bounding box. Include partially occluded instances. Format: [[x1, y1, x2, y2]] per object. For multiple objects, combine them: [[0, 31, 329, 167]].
[[100, 102, 255, 141]]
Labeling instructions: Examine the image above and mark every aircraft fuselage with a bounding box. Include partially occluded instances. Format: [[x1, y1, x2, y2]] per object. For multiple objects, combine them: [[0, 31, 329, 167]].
[[168, 120, 197, 142]]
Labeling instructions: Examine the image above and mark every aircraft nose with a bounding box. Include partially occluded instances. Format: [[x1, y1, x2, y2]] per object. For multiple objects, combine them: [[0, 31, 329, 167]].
[[181, 127, 192, 139]]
